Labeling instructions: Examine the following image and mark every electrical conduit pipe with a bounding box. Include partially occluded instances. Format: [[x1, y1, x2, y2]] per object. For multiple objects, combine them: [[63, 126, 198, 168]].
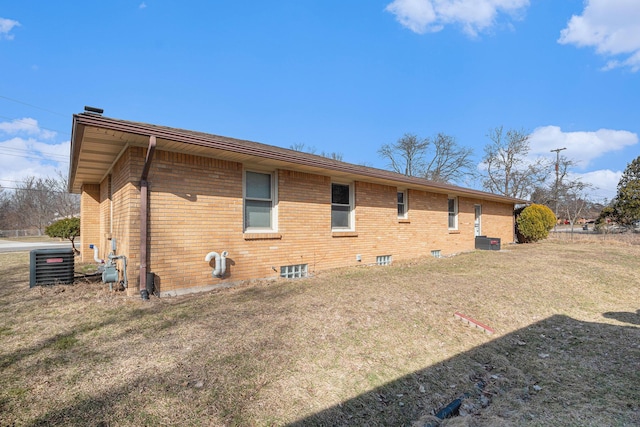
[[205, 251, 229, 277]]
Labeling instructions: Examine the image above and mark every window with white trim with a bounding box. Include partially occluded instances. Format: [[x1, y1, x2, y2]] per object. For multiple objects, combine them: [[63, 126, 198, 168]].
[[397, 190, 407, 218], [448, 196, 458, 230], [331, 182, 353, 230], [244, 170, 277, 231]]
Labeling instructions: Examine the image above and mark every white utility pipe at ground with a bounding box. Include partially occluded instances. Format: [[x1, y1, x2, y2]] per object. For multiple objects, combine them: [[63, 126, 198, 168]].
[[89, 244, 104, 263]]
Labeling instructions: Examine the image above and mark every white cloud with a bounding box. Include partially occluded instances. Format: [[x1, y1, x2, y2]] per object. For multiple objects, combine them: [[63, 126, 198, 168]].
[[0, 17, 20, 40], [528, 125, 638, 168], [0, 136, 70, 190], [558, 0, 640, 71], [385, 0, 530, 36], [0, 118, 57, 140], [571, 169, 621, 202], [139, 2, 147, 9], [0, 118, 68, 190]]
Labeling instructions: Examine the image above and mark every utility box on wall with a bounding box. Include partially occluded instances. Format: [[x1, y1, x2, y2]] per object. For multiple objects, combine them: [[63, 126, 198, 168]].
[[475, 236, 501, 251], [29, 248, 75, 287]]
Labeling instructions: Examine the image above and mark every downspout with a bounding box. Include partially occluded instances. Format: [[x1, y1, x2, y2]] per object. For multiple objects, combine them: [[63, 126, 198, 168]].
[[140, 135, 156, 300]]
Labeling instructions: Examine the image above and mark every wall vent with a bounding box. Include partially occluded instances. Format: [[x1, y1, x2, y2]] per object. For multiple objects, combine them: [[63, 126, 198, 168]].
[[431, 250, 442, 258], [280, 264, 308, 279], [376, 255, 392, 266]]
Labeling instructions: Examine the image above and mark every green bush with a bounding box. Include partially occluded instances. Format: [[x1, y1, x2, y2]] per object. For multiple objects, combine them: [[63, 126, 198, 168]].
[[45, 217, 80, 254], [515, 204, 556, 243]]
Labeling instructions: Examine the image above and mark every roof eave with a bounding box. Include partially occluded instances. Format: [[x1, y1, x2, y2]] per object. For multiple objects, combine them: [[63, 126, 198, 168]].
[[69, 113, 528, 204]]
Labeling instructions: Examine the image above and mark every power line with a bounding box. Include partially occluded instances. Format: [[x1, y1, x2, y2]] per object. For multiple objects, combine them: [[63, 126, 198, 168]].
[[0, 151, 69, 162], [0, 94, 68, 117], [0, 145, 68, 160], [1, 147, 68, 160]]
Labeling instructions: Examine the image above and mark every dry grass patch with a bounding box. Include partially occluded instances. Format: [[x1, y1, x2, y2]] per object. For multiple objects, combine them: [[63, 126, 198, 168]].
[[0, 241, 639, 426]]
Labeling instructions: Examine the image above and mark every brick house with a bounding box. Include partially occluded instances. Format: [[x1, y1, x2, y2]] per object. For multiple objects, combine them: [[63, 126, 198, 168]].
[[69, 111, 525, 297]]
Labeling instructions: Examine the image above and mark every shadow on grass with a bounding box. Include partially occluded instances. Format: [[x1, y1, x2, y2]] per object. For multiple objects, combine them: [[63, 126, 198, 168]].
[[0, 317, 121, 371], [13, 312, 639, 426], [288, 314, 640, 426], [603, 309, 640, 326]]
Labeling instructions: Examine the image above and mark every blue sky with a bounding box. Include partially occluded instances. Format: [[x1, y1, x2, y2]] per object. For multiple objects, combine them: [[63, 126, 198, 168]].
[[1, 0, 639, 201]]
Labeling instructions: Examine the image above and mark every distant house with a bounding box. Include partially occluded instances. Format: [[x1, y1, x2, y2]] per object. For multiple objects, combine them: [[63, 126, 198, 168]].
[[68, 111, 525, 297]]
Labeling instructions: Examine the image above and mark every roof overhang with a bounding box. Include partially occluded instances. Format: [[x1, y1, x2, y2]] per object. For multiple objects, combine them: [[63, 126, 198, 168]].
[[68, 113, 528, 205]]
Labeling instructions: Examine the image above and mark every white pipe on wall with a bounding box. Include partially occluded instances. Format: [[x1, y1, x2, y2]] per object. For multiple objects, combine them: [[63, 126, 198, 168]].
[[205, 250, 229, 277], [89, 244, 104, 264]]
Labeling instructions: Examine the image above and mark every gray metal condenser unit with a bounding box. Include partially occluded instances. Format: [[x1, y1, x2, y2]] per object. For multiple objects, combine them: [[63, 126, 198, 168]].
[[29, 248, 75, 287]]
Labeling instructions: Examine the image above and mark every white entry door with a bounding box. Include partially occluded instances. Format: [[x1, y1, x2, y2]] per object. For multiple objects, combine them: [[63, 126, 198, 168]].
[[474, 205, 482, 237]]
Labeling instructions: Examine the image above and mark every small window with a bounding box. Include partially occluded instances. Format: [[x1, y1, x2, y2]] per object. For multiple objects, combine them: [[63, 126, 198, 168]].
[[331, 183, 353, 230], [245, 171, 276, 231], [397, 191, 408, 218], [280, 264, 308, 279], [376, 255, 392, 266], [448, 196, 458, 230]]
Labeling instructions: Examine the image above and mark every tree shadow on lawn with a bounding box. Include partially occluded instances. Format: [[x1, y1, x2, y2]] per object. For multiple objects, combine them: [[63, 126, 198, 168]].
[[603, 309, 640, 326], [288, 314, 640, 426], [15, 312, 639, 427]]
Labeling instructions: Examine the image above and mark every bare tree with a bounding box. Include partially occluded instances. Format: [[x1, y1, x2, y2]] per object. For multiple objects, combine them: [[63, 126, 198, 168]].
[[530, 186, 554, 207], [482, 126, 550, 199], [289, 143, 315, 153], [320, 151, 344, 161], [0, 174, 80, 234], [10, 177, 56, 234], [531, 155, 595, 230], [50, 171, 80, 218], [289, 143, 342, 160], [424, 133, 475, 183], [379, 133, 475, 182], [559, 179, 593, 233], [378, 133, 429, 176], [0, 185, 9, 231]]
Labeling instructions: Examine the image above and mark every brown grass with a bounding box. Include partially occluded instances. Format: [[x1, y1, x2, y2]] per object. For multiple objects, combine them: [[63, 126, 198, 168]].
[[1, 240, 639, 426]]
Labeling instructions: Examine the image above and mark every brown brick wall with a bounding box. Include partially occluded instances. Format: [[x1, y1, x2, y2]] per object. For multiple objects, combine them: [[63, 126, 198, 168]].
[[80, 148, 516, 296], [79, 184, 100, 263]]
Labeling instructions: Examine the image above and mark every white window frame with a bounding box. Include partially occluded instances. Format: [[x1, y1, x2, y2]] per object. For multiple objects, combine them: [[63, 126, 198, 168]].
[[397, 190, 408, 219], [474, 204, 482, 237], [331, 182, 355, 231], [243, 169, 278, 232], [448, 196, 458, 230]]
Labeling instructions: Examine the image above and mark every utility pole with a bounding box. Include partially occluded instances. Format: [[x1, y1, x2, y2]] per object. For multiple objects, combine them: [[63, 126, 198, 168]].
[[550, 147, 566, 225]]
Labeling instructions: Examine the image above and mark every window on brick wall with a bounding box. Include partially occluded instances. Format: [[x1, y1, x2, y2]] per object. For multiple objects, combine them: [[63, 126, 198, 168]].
[[448, 196, 458, 230], [331, 182, 354, 230], [376, 255, 392, 266], [244, 170, 277, 231], [397, 190, 408, 219], [280, 264, 308, 279]]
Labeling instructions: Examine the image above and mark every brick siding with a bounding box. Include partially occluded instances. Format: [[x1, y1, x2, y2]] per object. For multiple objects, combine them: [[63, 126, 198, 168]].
[[81, 148, 515, 296]]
